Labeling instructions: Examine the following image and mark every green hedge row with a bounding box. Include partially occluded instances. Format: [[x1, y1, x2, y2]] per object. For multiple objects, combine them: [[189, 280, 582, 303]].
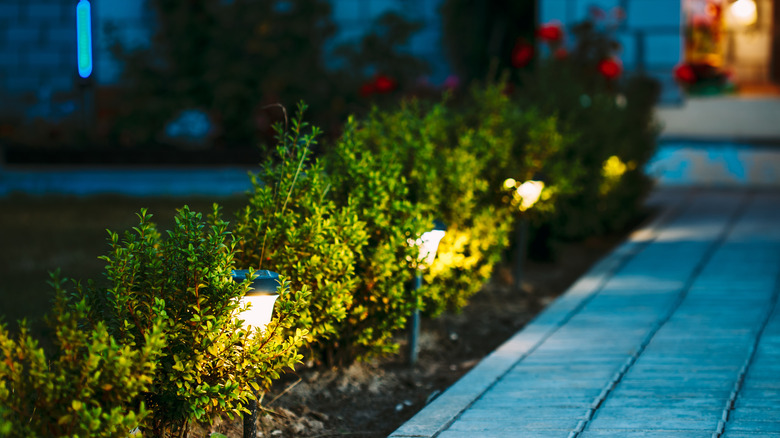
[[1, 70, 659, 435]]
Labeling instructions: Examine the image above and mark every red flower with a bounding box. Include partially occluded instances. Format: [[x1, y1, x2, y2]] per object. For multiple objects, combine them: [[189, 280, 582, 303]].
[[612, 6, 626, 21], [589, 5, 606, 20], [443, 75, 460, 90], [674, 64, 696, 84], [536, 23, 563, 43], [360, 74, 398, 97], [554, 47, 568, 60], [598, 57, 622, 80], [511, 40, 534, 68], [374, 74, 397, 93], [359, 82, 375, 97]]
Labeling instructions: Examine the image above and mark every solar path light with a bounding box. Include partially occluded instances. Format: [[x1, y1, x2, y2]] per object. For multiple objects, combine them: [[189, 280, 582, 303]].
[[504, 179, 545, 290], [408, 221, 446, 366], [231, 269, 280, 438]]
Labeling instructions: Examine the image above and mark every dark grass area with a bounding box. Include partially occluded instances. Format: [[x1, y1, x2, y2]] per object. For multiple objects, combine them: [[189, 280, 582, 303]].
[[0, 194, 246, 335]]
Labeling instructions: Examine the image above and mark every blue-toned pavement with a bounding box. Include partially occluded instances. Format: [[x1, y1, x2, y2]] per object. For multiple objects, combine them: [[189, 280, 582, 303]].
[[390, 189, 780, 438]]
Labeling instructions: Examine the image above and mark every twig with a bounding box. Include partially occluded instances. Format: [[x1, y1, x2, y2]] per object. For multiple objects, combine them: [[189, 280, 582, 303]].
[[259, 103, 288, 134], [266, 377, 303, 406]]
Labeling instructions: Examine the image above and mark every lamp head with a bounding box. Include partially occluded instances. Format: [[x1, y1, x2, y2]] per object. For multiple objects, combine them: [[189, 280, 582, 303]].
[[516, 180, 545, 211], [231, 270, 280, 333], [729, 0, 757, 27], [413, 220, 447, 269]]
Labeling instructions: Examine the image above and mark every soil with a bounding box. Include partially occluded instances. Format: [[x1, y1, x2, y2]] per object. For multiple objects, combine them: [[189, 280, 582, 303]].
[[196, 233, 627, 438]]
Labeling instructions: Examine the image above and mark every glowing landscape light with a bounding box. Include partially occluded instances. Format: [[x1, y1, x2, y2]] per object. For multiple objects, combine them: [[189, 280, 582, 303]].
[[231, 270, 280, 334], [516, 180, 545, 211], [730, 0, 758, 26], [76, 0, 93, 78]]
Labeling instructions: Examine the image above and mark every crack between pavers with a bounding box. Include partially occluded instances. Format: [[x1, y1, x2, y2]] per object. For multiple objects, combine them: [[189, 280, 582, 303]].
[[569, 190, 753, 438]]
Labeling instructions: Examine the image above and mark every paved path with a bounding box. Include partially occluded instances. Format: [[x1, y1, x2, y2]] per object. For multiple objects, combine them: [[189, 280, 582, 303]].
[[391, 188, 780, 438], [655, 96, 780, 141]]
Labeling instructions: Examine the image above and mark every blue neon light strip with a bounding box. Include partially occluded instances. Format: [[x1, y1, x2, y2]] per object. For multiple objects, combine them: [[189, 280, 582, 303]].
[[76, 0, 92, 78]]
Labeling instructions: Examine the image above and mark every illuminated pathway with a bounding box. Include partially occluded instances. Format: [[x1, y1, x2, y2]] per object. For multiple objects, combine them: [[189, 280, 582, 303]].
[[391, 189, 780, 438]]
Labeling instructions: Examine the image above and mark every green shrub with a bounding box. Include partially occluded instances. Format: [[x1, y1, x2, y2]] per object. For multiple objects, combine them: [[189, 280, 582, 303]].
[[71, 206, 308, 436], [233, 105, 367, 362], [348, 86, 573, 315], [0, 274, 165, 437], [322, 116, 431, 363]]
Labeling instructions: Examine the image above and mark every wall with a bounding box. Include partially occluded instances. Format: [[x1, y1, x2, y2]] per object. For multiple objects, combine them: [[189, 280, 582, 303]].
[[0, 0, 79, 120], [329, 0, 449, 81], [539, 0, 684, 103], [0, 0, 448, 123]]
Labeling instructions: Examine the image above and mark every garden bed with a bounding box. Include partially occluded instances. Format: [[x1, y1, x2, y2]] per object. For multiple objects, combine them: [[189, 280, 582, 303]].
[[202, 233, 630, 437], [0, 194, 634, 437]]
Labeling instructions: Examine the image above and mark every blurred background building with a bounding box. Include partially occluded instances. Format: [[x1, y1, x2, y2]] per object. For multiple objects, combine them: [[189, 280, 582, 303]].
[[0, 0, 776, 126]]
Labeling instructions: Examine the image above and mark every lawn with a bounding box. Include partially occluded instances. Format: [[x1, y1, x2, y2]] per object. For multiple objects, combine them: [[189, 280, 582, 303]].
[[0, 194, 246, 335]]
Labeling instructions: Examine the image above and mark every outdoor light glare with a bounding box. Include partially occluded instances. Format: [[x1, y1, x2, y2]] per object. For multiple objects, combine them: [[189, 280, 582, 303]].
[[408, 222, 446, 366], [415, 229, 447, 268], [241, 294, 279, 332], [516, 180, 545, 211], [231, 270, 280, 334], [76, 0, 93, 78], [729, 0, 757, 26]]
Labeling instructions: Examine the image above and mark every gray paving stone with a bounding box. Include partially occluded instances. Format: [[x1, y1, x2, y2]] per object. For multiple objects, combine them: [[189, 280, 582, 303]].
[[727, 420, 780, 433], [738, 388, 780, 399], [741, 380, 780, 389], [498, 376, 610, 389], [617, 377, 736, 390], [593, 407, 723, 422], [607, 387, 732, 399], [459, 406, 589, 420], [481, 388, 603, 400], [580, 431, 712, 438], [447, 418, 581, 432], [473, 397, 594, 409], [587, 416, 718, 431], [735, 398, 780, 409], [729, 407, 780, 421], [438, 431, 571, 438], [722, 433, 780, 438], [603, 396, 725, 409]]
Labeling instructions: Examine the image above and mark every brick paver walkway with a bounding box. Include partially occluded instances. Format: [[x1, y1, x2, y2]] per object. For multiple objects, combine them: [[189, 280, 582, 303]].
[[391, 189, 780, 438]]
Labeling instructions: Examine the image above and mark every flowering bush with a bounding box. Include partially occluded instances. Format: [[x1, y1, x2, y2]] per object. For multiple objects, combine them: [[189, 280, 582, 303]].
[[598, 57, 623, 80], [673, 62, 735, 95], [537, 22, 563, 43], [511, 39, 535, 68], [514, 16, 660, 241]]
